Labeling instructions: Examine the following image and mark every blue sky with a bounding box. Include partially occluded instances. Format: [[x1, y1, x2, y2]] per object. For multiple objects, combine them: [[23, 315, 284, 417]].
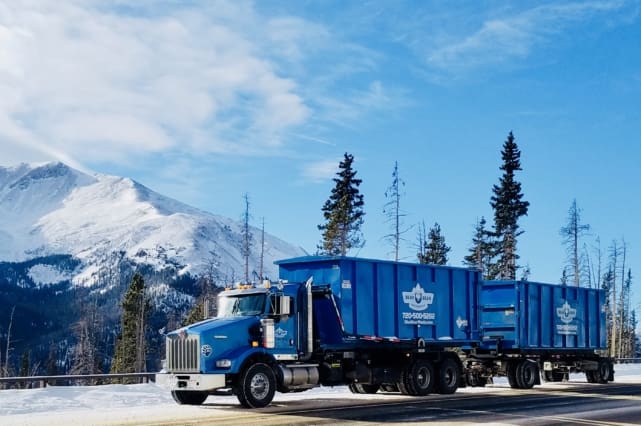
[[1, 1, 640, 309]]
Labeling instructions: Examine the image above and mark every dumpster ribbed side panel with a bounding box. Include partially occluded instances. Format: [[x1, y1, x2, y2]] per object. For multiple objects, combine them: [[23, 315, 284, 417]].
[[479, 280, 607, 351], [277, 256, 479, 345]]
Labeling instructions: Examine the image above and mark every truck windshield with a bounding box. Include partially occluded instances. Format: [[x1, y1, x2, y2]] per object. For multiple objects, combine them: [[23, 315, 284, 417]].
[[217, 294, 266, 318]]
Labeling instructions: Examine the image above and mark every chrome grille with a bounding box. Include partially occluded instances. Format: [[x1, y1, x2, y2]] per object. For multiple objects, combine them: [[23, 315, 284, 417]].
[[166, 334, 200, 372]]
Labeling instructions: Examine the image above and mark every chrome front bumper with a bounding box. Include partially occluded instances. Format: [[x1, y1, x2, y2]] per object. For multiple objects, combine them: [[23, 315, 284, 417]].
[[155, 373, 226, 391]]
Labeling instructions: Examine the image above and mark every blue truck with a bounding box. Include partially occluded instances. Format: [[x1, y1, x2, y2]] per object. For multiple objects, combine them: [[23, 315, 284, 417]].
[[155, 256, 613, 408]]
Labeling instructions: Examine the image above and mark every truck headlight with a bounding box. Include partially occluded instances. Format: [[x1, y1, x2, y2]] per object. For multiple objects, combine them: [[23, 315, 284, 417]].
[[216, 359, 232, 368]]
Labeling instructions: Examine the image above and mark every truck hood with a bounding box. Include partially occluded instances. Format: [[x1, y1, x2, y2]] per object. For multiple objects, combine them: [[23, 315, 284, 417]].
[[183, 316, 260, 337]]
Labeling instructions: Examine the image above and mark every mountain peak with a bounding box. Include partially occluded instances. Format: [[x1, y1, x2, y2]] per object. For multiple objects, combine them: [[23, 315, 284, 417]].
[[0, 162, 305, 285]]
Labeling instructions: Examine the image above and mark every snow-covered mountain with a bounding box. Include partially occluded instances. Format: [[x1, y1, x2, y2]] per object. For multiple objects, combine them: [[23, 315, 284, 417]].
[[0, 162, 306, 287]]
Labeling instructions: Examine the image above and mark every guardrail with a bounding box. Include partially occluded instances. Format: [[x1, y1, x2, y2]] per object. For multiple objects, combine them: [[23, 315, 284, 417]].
[[615, 358, 641, 364], [0, 372, 156, 389]]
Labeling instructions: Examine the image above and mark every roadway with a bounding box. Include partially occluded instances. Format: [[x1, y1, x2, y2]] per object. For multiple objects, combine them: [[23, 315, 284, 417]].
[[145, 382, 641, 426]]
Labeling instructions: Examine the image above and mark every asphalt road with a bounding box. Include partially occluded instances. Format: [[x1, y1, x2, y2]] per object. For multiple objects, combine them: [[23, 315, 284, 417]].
[[147, 383, 641, 426]]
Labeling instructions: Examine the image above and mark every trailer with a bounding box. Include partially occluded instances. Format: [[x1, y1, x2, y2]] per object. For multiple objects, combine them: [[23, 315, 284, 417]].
[[462, 279, 613, 388], [155, 256, 613, 408]]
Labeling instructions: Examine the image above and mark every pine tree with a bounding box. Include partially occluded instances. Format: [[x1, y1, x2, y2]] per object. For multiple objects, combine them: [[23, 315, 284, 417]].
[[318, 153, 365, 256], [560, 199, 590, 287], [383, 161, 408, 261], [463, 217, 495, 278], [418, 222, 450, 265], [111, 273, 149, 379], [489, 131, 529, 279]]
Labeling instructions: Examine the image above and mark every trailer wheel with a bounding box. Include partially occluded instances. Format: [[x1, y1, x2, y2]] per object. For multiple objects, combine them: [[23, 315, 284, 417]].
[[235, 363, 276, 408], [542, 371, 565, 382], [436, 357, 460, 394], [516, 360, 538, 389], [381, 384, 399, 392], [348, 383, 380, 394], [596, 360, 612, 384], [506, 361, 519, 388], [171, 390, 208, 405], [465, 372, 486, 387]]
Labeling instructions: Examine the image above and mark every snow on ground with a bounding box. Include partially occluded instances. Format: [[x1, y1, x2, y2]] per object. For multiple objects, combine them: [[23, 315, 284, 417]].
[[1, 364, 639, 426]]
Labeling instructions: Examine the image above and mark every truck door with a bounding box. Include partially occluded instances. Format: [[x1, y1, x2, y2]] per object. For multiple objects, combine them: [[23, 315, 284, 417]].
[[269, 294, 298, 359]]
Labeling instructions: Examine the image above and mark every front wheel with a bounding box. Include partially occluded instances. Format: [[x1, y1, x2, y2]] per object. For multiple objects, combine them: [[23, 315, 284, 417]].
[[235, 363, 276, 408], [171, 390, 208, 405]]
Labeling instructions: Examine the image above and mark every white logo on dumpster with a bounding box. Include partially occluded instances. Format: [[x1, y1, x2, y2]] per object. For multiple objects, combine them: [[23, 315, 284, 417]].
[[556, 301, 578, 335], [402, 283, 436, 325]]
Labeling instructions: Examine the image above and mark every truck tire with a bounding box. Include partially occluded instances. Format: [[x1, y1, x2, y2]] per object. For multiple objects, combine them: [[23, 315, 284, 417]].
[[515, 360, 538, 389], [381, 384, 399, 392], [506, 361, 519, 388], [398, 359, 434, 396], [596, 359, 612, 384], [348, 383, 380, 394], [542, 370, 565, 382], [436, 357, 460, 394], [235, 363, 276, 408], [465, 372, 486, 387], [586, 370, 598, 383], [171, 390, 208, 405]]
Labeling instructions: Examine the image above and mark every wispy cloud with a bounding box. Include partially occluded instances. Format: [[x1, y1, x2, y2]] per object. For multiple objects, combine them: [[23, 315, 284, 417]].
[[300, 159, 340, 183], [425, 1, 629, 73]]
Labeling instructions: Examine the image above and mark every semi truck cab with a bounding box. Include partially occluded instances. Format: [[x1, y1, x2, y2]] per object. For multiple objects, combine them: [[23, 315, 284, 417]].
[[156, 279, 321, 408]]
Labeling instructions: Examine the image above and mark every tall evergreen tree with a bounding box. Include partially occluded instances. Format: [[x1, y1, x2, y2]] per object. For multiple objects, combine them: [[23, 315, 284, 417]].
[[318, 153, 365, 256], [383, 161, 408, 261], [489, 131, 529, 279], [560, 199, 590, 287], [111, 273, 149, 377], [463, 217, 496, 278], [418, 222, 450, 265]]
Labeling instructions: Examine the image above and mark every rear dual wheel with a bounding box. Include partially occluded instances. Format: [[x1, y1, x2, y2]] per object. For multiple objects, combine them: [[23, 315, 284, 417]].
[[435, 357, 460, 394], [398, 359, 435, 396], [348, 383, 381, 394], [507, 359, 537, 389]]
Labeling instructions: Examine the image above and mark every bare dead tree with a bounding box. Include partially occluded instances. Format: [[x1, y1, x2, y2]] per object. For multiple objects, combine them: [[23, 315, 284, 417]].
[[240, 193, 253, 284], [383, 161, 409, 261], [2, 306, 16, 378], [560, 199, 590, 287], [609, 240, 621, 357], [259, 217, 265, 281]]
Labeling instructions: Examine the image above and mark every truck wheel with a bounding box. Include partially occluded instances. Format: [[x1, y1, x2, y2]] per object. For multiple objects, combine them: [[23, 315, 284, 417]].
[[516, 360, 537, 389], [507, 361, 519, 388], [465, 372, 486, 387], [586, 370, 598, 383], [171, 390, 208, 405], [235, 363, 276, 408], [400, 359, 434, 396], [436, 357, 460, 394], [349, 383, 380, 394], [596, 360, 612, 384], [381, 384, 399, 392]]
